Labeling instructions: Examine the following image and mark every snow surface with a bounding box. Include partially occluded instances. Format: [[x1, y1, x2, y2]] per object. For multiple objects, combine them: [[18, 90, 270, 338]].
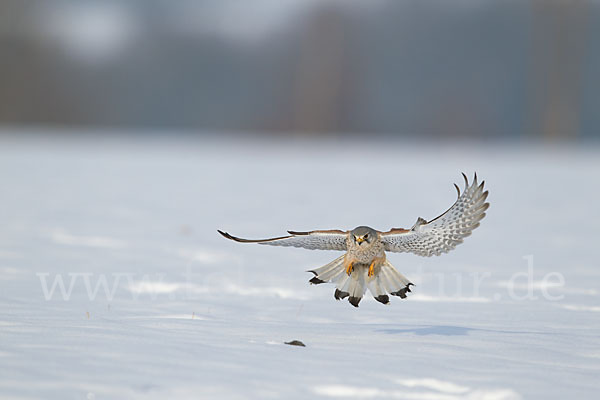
[[0, 133, 599, 399]]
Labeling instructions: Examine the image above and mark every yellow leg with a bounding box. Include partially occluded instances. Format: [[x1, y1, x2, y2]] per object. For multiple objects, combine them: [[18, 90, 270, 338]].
[[368, 261, 375, 277], [346, 262, 353, 276]]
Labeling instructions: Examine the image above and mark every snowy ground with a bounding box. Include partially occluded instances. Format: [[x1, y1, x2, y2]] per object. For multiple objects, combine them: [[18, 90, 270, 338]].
[[0, 132, 599, 399]]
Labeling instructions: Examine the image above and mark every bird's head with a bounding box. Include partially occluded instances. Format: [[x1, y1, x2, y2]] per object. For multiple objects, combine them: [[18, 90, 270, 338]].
[[351, 226, 377, 246]]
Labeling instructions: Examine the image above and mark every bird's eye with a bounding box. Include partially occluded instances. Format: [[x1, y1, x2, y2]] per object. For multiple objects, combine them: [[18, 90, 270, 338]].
[[364, 233, 369, 238]]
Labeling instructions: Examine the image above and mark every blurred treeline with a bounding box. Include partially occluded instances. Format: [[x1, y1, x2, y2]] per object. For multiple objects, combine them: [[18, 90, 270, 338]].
[[0, 0, 597, 139]]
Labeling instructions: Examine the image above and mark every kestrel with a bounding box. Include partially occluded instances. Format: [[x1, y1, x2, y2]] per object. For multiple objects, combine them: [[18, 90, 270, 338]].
[[218, 173, 489, 307]]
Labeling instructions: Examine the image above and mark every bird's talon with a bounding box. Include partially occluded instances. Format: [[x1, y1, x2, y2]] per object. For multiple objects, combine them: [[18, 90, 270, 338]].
[[346, 262, 353, 276], [368, 262, 375, 277]]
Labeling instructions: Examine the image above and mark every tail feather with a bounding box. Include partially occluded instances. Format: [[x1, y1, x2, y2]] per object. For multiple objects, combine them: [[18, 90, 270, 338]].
[[366, 276, 384, 297], [378, 267, 398, 293], [308, 255, 345, 282], [367, 275, 389, 304], [308, 257, 412, 307], [387, 264, 412, 287], [379, 266, 410, 296], [346, 273, 360, 297], [333, 264, 365, 307], [348, 271, 367, 307], [380, 261, 411, 291], [334, 272, 350, 289], [329, 265, 349, 285], [380, 261, 413, 299]]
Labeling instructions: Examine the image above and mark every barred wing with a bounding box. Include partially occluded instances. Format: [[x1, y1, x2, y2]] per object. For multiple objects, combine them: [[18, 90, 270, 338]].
[[218, 229, 348, 251], [381, 173, 489, 257]]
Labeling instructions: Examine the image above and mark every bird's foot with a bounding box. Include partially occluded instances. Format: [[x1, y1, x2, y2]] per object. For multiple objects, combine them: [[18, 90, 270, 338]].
[[345, 262, 353, 276], [368, 261, 375, 277]]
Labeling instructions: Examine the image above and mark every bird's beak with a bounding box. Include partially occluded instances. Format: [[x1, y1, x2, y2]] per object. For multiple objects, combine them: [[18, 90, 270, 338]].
[[356, 236, 365, 244]]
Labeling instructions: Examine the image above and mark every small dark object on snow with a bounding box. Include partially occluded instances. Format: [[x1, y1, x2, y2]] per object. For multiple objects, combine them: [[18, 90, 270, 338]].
[[285, 340, 306, 347]]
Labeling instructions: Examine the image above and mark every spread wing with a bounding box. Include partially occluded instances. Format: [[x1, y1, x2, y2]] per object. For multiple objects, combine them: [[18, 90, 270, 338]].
[[380, 173, 489, 257], [217, 229, 348, 251]]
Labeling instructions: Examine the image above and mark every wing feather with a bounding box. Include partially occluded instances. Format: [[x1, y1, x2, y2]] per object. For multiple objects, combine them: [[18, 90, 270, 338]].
[[380, 173, 489, 257], [218, 229, 348, 251]]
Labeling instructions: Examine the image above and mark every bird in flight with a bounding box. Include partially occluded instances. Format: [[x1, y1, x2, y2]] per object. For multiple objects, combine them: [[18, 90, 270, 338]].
[[218, 173, 489, 307]]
